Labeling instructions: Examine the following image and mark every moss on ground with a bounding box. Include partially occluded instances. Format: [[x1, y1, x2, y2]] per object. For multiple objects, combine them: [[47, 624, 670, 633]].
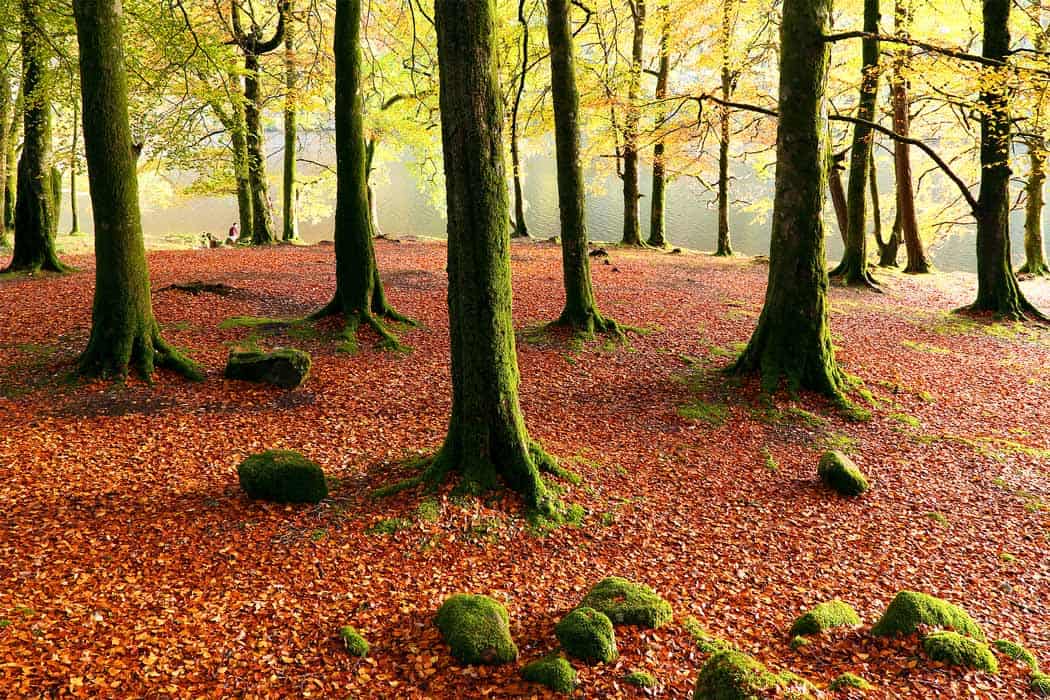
[[678, 400, 730, 426], [790, 635, 810, 650], [683, 616, 734, 654], [237, 450, 327, 504], [435, 594, 517, 665], [871, 591, 984, 640], [555, 607, 617, 663], [692, 650, 814, 699], [926, 512, 949, 527], [338, 626, 369, 657], [1032, 672, 1050, 696], [579, 576, 672, 628], [828, 672, 873, 691], [521, 655, 576, 694], [366, 517, 411, 535], [818, 451, 870, 496], [991, 639, 1038, 672], [790, 600, 861, 636], [923, 631, 998, 673], [624, 670, 656, 688]]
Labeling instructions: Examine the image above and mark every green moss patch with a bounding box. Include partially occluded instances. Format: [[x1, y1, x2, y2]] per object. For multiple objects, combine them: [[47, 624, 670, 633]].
[[871, 591, 984, 640], [923, 631, 998, 673], [684, 616, 733, 654], [366, 517, 411, 535], [678, 400, 729, 426], [555, 607, 617, 663], [579, 576, 672, 628], [521, 655, 576, 694], [790, 600, 860, 636], [624, 670, 656, 688], [237, 450, 327, 504], [1032, 672, 1050, 696], [992, 639, 1038, 672], [692, 650, 814, 699], [338, 626, 369, 657], [818, 451, 870, 496], [828, 672, 873, 691], [435, 594, 517, 665]]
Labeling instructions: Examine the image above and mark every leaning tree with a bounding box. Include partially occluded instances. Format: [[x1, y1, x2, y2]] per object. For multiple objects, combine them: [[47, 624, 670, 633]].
[[73, 0, 200, 380], [731, 0, 848, 401], [422, 0, 561, 514]]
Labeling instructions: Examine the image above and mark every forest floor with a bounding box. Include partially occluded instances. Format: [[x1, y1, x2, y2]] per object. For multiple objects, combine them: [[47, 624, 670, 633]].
[[0, 240, 1048, 698]]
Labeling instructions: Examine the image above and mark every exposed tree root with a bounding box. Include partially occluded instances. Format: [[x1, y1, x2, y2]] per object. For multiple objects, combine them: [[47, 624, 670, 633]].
[[78, 323, 203, 382]]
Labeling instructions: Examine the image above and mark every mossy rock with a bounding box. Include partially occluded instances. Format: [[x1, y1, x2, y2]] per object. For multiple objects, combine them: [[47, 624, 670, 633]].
[[521, 655, 576, 694], [923, 631, 998, 673], [992, 639, 1038, 672], [624, 670, 656, 688], [693, 650, 814, 699], [237, 450, 327, 503], [338, 625, 369, 657], [818, 450, 870, 496], [579, 576, 672, 628], [225, 347, 311, 389], [871, 590, 983, 640], [555, 607, 617, 663], [790, 599, 861, 636], [1032, 672, 1050, 697], [828, 672, 873, 691], [435, 594, 517, 665]]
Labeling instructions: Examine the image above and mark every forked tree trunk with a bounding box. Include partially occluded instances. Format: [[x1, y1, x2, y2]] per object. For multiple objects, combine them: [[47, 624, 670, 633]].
[[620, 0, 645, 246], [429, 0, 558, 514], [1018, 148, 1049, 275], [831, 0, 879, 287], [966, 0, 1044, 319], [871, 155, 900, 267], [73, 0, 200, 380], [547, 0, 619, 335], [5, 0, 66, 274], [647, 2, 669, 248], [311, 0, 408, 349], [731, 0, 848, 401]]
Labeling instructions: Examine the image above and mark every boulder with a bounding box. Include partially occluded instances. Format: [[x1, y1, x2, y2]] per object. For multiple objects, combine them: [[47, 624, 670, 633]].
[[435, 594, 517, 665], [225, 347, 311, 389], [237, 450, 327, 504]]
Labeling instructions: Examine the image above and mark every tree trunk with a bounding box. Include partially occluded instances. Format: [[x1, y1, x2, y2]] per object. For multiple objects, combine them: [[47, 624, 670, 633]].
[[365, 137, 383, 237], [547, 0, 619, 335], [429, 0, 558, 514], [282, 3, 298, 241], [731, 0, 848, 401], [69, 101, 81, 235], [1018, 148, 1049, 275], [891, 0, 930, 273], [244, 54, 276, 244], [73, 0, 200, 380], [828, 147, 848, 244], [510, 0, 529, 238], [830, 0, 879, 287], [872, 154, 899, 266], [223, 74, 253, 243], [312, 0, 408, 349], [620, 0, 645, 246], [967, 0, 1043, 318], [5, 0, 66, 274], [647, 2, 669, 248], [714, 0, 736, 256], [0, 61, 9, 247]]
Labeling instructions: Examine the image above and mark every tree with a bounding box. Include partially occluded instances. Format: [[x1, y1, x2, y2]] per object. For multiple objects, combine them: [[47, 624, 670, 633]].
[[965, 0, 1044, 318], [547, 0, 620, 336], [1018, 3, 1049, 277], [621, 0, 646, 246], [425, 0, 559, 513], [73, 0, 200, 380], [230, 0, 287, 245], [209, 74, 253, 244], [282, 0, 298, 242], [647, 2, 670, 248], [830, 0, 880, 287], [68, 100, 81, 236], [713, 0, 737, 256], [509, 0, 531, 238], [4, 0, 66, 274], [731, 0, 848, 401], [0, 36, 11, 248], [311, 0, 409, 349]]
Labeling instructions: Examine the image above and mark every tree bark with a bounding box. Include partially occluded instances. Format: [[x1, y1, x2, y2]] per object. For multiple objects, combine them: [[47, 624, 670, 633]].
[[5, 0, 66, 274], [547, 0, 619, 336], [1018, 147, 1049, 275], [225, 74, 253, 243], [828, 147, 848, 244], [871, 154, 899, 266], [73, 0, 200, 380], [282, 2, 298, 241], [620, 0, 645, 246], [731, 0, 848, 401], [69, 100, 81, 235], [647, 2, 669, 248], [510, 0, 529, 238], [966, 0, 1044, 318], [0, 59, 10, 247], [311, 0, 408, 349], [429, 0, 558, 513], [714, 0, 736, 256], [891, 0, 930, 273], [830, 0, 879, 287]]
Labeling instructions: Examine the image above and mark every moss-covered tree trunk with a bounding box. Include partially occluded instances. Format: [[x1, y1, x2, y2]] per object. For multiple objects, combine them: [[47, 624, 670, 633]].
[[68, 101, 81, 235], [73, 0, 200, 380], [891, 0, 930, 273], [966, 0, 1044, 318], [647, 2, 669, 248], [714, 0, 736, 256], [1019, 147, 1049, 275], [547, 0, 619, 336], [312, 0, 408, 348], [3, 81, 18, 235], [509, 0, 529, 238], [620, 0, 645, 246], [430, 0, 558, 513], [0, 62, 10, 248], [5, 0, 66, 274], [830, 0, 879, 287], [730, 0, 848, 400], [222, 76, 253, 243], [828, 147, 848, 245], [282, 3, 298, 242]]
